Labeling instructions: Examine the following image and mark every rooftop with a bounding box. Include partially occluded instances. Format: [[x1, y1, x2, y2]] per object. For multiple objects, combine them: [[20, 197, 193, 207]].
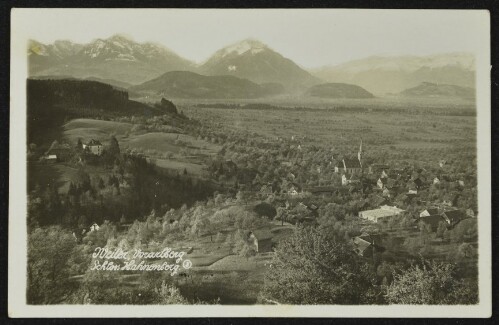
[[343, 158, 362, 169], [360, 205, 405, 219], [86, 139, 102, 146], [249, 229, 273, 241]]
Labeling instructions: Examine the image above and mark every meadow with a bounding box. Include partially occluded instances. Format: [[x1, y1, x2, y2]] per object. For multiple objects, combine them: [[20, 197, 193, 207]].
[[181, 99, 476, 165]]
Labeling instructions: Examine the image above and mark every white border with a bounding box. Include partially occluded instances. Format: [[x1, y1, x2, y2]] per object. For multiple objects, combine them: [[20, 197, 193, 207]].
[[8, 8, 492, 318]]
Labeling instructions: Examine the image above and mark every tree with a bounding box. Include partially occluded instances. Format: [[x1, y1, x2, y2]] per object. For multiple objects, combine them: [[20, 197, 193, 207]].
[[76, 138, 83, 151], [254, 202, 277, 219], [157, 98, 178, 114], [435, 221, 448, 239], [262, 227, 379, 304], [190, 207, 209, 238], [276, 207, 287, 226], [27, 226, 79, 304], [386, 260, 478, 304], [239, 240, 256, 260], [108, 136, 121, 158], [236, 190, 246, 204], [154, 281, 188, 304]]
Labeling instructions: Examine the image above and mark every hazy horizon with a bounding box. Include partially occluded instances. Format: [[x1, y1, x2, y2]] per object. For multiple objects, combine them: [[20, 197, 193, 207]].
[[19, 9, 486, 68]]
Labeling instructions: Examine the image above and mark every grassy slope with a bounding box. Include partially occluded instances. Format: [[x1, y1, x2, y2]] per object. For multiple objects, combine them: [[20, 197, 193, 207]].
[[60, 118, 220, 181]]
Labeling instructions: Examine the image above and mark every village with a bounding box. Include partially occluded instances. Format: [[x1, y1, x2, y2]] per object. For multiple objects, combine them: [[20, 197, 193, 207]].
[[26, 96, 479, 305], [35, 128, 476, 267], [25, 77, 478, 305]]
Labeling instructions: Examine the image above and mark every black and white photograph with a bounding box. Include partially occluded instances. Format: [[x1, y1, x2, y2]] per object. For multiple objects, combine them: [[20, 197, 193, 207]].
[[8, 8, 491, 317]]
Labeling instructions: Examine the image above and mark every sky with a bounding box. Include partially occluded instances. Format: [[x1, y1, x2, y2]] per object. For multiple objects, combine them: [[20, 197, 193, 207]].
[[13, 9, 488, 68]]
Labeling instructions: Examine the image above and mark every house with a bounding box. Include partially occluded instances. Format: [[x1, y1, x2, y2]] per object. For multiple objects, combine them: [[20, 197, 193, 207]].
[[248, 229, 273, 253], [418, 215, 444, 232], [83, 139, 103, 156], [377, 177, 386, 189], [342, 174, 361, 186], [371, 195, 388, 207], [420, 208, 440, 218], [260, 184, 273, 194], [301, 202, 319, 217], [41, 154, 58, 163], [377, 177, 396, 190], [441, 209, 467, 227], [368, 164, 389, 175], [352, 233, 385, 257], [352, 237, 373, 257], [433, 177, 441, 185], [305, 186, 336, 195], [439, 159, 447, 168], [45, 143, 72, 161], [89, 223, 100, 232], [287, 183, 302, 196], [442, 200, 453, 207], [72, 228, 86, 243], [358, 205, 405, 223], [411, 177, 424, 189]]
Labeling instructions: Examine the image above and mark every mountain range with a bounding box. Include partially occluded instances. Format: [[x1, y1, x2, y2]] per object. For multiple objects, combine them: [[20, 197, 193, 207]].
[[28, 35, 476, 98], [312, 53, 475, 96], [398, 82, 475, 100], [198, 39, 320, 89], [129, 71, 284, 99], [306, 83, 374, 99], [28, 35, 195, 84], [28, 36, 319, 89]]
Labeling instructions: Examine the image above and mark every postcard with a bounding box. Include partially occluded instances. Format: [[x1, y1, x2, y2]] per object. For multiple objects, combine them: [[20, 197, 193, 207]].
[[9, 8, 491, 317]]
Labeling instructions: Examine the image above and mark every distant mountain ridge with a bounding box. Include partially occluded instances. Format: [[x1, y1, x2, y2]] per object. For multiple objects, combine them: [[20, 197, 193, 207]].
[[29, 35, 476, 97], [199, 39, 321, 89], [399, 82, 475, 100], [28, 35, 196, 84], [130, 70, 284, 99], [30, 75, 133, 89], [306, 83, 374, 99], [311, 53, 475, 96], [29, 36, 320, 90]]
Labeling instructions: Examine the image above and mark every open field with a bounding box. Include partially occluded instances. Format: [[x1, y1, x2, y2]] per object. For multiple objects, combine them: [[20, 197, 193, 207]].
[[182, 103, 476, 152], [62, 118, 221, 178], [63, 118, 134, 144], [121, 132, 220, 156], [135, 94, 476, 111]]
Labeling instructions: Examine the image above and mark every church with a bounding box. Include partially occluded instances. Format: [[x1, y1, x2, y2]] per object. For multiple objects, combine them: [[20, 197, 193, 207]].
[[334, 139, 364, 174]]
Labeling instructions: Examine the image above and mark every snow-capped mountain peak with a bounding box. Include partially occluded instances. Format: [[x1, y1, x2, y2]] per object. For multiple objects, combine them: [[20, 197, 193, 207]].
[[218, 38, 268, 57], [28, 34, 196, 84]]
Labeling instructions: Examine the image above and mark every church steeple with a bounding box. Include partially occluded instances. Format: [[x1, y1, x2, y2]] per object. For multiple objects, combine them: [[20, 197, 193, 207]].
[[358, 138, 363, 169]]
